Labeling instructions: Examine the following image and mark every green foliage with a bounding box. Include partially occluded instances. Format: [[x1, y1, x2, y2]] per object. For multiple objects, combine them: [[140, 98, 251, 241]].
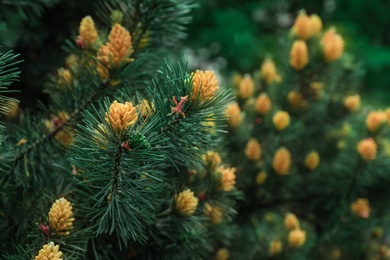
[[224, 14, 390, 259], [185, 0, 390, 105], [0, 50, 20, 121], [0, 1, 241, 259]]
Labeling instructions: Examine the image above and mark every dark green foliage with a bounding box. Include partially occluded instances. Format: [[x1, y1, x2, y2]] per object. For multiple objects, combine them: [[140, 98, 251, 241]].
[[0, 1, 241, 258]]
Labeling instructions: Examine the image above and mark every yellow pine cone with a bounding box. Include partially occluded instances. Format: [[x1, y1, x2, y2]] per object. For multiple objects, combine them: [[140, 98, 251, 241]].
[[288, 91, 304, 109], [192, 70, 219, 102], [269, 240, 283, 255], [215, 248, 229, 260], [4, 100, 19, 119], [273, 111, 290, 131], [175, 189, 199, 215], [238, 74, 254, 99], [205, 203, 223, 224], [273, 147, 291, 175], [45, 112, 74, 148], [35, 242, 63, 260], [310, 82, 324, 98], [366, 111, 387, 132], [261, 58, 281, 84], [78, 16, 98, 48], [310, 14, 322, 35], [137, 99, 152, 118], [48, 198, 75, 236], [284, 213, 300, 230], [292, 11, 314, 40], [97, 23, 133, 71], [225, 102, 242, 128], [321, 27, 336, 45], [245, 138, 262, 161], [55, 127, 75, 148], [288, 229, 306, 247], [351, 198, 370, 218], [290, 40, 309, 70], [57, 68, 72, 87], [321, 28, 344, 62], [202, 151, 222, 170], [256, 171, 267, 185], [304, 151, 320, 170], [65, 54, 78, 69], [232, 73, 242, 88], [344, 94, 361, 112], [255, 93, 271, 115], [105, 100, 138, 132], [357, 138, 377, 161], [216, 166, 236, 192]]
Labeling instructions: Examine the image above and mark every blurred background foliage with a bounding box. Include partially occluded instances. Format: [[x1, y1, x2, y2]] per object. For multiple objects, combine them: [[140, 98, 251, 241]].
[[1, 0, 389, 108], [184, 0, 390, 106]]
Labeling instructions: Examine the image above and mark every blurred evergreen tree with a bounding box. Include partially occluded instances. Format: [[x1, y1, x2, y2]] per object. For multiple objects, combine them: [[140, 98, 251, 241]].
[[185, 0, 390, 105]]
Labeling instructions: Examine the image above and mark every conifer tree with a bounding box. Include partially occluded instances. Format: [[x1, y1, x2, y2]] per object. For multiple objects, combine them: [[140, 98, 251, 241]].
[[225, 10, 390, 259], [0, 1, 240, 259]]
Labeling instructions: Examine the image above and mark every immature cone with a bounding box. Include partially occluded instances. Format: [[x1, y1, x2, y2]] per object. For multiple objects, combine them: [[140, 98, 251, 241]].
[[238, 74, 254, 99], [321, 28, 336, 45], [232, 74, 242, 88], [273, 111, 290, 131], [4, 100, 19, 119], [245, 139, 262, 161], [175, 189, 199, 215], [269, 240, 283, 255], [45, 112, 74, 148], [78, 16, 98, 48], [57, 68, 72, 87], [256, 171, 267, 185], [344, 94, 361, 112], [304, 151, 320, 170], [310, 14, 322, 35], [65, 54, 78, 69], [97, 23, 133, 69], [321, 28, 344, 62], [310, 82, 324, 98], [35, 242, 63, 260], [55, 127, 75, 148], [105, 100, 138, 132], [273, 147, 291, 175], [205, 203, 223, 224], [192, 70, 219, 102], [351, 198, 370, 218], [255, 93, 272, 115], [137, 99, 152, 118], [202, 151, 222, 170], [225, 102, 242, 127], [293, 11, 314, 40], [290, 40, 309, 70], [284, 213, 300, 230], [366, 111, 386, 132], [216, 166, 236, 192], [357, 138, 377, 161], [261, 58, 281, 84], [288, 91, 304, 109], [288, 229, 306, 247], [215, 248, 229, 260], [48, 198, 75, 236]]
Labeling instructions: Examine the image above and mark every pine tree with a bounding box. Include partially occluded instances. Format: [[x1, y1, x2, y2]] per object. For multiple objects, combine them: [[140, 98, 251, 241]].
[[0, 1, 240, 259], [225, 11, 390, 259]]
